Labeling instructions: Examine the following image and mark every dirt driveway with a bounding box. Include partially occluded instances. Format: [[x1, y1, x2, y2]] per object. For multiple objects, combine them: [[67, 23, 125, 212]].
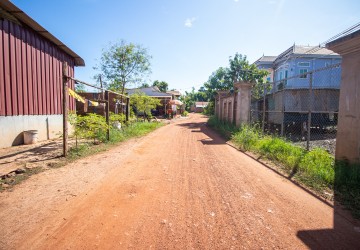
[[0, 113, 359, 249]]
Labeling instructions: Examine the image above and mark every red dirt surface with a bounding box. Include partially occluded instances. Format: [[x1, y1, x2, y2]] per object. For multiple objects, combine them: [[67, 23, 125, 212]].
[[0, 113, 359, 249]]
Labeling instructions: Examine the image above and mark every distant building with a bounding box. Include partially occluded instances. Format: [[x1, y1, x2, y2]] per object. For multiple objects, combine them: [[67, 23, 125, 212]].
[[127, 86, 173, 116], [191, 102, 209, 113], [166, 90, 182, 100], [0, 1, 84, 148]]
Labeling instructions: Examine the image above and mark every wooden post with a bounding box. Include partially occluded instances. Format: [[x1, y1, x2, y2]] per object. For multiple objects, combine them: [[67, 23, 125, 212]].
[[262, 85, 266, 133], [126, 97, 129, 122], [99, 75, 104, 100], [307, 73, 313, 151], [281, 88, 284, 137], [62, 62, 68, 157], [105, 90, 110, 141]]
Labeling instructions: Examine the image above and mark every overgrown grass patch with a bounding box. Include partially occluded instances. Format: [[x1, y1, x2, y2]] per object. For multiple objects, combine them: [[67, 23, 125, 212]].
[[231, 125, 260, 151], [68, 121, 164, 160], [207, 116, 238, 139], [335, 161, 360, 219], [257, 136, 305, 172]]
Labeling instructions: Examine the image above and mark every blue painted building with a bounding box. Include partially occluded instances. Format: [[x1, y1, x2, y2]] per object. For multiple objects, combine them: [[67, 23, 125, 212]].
[[272, 45, 341, 91], [253, 45, 342, 127]]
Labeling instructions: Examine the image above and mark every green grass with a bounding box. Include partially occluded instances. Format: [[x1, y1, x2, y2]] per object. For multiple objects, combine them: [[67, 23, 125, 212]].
[[68, 121, 164, 160], [257, 136, 305, 171], [207, 116, 239, 139], [335, 161, 360, 218]]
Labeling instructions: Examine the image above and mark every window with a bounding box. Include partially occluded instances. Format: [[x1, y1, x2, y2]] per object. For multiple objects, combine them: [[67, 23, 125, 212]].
[[300, 69, 308, 78], [266, 77, 271, 82], [298, 62, 310, 67], [280, 71, 283, 80]]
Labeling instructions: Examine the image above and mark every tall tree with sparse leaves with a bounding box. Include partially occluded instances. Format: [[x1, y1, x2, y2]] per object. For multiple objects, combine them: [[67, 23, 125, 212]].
[[98, 40, 152, 95]]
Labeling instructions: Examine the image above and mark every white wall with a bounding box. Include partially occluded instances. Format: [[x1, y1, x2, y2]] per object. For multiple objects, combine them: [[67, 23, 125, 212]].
[[0, 115, 64, 148]]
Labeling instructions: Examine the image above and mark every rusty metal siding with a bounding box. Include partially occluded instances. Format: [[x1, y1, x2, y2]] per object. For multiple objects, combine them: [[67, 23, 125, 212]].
[[0, 21, 5, 116], [0, 19, 75, 117]]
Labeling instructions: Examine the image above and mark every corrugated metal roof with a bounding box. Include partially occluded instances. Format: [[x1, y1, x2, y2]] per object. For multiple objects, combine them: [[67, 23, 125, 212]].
[[275, 44, 340, 64], [254, 55, 277, 64], [0, 1, 85, 66], [326, 29, 360, 55], [166, 90, 181, 96], [126, 87, 173, 97]]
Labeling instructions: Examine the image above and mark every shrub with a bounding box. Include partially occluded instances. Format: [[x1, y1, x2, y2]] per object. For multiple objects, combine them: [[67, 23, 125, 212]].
[[182, 111, 189, 117], [207, 116, 238, 139], [231, 125, 261, 151], [257, 136, 304, 170], [109, 112, 126, 124], [299, 148, 335, 186]]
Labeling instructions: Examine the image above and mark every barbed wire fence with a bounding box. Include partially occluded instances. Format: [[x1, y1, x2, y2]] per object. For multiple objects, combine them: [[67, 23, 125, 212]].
[[250, 64, 341, 155]]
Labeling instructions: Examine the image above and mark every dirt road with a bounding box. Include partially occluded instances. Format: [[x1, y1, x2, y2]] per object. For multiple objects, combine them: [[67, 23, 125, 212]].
[[1, 114, 359, 249]]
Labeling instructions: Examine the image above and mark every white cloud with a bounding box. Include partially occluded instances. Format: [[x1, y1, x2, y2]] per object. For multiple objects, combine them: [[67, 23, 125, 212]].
[[185, 17, 196, 28], [234, 0, 239, 2]]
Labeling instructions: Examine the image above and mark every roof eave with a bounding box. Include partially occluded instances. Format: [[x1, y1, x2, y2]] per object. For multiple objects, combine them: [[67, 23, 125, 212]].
[[0, 1, 85, 66]]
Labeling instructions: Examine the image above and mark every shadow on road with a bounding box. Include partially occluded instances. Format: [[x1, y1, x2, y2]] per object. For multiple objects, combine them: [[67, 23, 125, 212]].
[[297, 164, 360, 249], [177, 121, 226, 146]]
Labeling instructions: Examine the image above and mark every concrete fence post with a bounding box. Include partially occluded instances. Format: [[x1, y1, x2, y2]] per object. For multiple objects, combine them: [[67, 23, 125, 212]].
[[234, 82, 253, 127]]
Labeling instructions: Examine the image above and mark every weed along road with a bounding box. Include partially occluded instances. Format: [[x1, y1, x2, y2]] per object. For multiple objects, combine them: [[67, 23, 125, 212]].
[[0, 114, 359, 249]]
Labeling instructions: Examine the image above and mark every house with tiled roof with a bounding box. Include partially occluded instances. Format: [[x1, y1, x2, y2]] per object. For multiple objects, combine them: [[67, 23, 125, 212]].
[[253, 44, 342, 129], [126, 86, 173, 116], [272, 44, 341, 91], [254, 55, 277, 83]]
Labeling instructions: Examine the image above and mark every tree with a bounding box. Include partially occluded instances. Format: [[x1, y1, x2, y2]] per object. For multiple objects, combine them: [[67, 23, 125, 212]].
[[152, 80, 168, 92], [228, 53, 268, 84], [203, 67, 233, 101], [140, 83, 150, 88], [75, 83, 86, 93], [98, 40, 152, 95], [130, 92, 162, 120], [228, 53, 269, 99]]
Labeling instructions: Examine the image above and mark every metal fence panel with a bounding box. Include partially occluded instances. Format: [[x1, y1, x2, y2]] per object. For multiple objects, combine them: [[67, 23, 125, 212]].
[[250, 64, 341, 155]]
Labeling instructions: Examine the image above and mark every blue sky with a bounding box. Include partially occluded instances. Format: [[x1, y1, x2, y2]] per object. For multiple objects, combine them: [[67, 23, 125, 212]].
[[11, 0, 360, 92]]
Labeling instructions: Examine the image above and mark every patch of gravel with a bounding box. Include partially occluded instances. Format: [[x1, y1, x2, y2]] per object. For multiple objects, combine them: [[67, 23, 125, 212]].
[[294, 139, 336, 155]]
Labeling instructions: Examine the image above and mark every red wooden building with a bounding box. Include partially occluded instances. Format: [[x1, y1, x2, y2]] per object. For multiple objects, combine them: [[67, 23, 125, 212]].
[[0, 1, 84, 147]]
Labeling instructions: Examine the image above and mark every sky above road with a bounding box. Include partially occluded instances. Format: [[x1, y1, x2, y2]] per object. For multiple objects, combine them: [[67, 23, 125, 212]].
[[11, 0, 360, 92]]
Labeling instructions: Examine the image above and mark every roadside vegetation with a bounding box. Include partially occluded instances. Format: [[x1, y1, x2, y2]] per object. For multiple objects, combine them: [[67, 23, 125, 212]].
[[68, 112, 163, 159], [207, 115, 360, 218]]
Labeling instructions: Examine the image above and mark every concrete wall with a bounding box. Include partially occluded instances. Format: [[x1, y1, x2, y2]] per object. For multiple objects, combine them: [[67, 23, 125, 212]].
[[215, 84, 252, 126], [334, 51, 360, 163], [0, 115, 63, 148], [327, 30, 360, 163]]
